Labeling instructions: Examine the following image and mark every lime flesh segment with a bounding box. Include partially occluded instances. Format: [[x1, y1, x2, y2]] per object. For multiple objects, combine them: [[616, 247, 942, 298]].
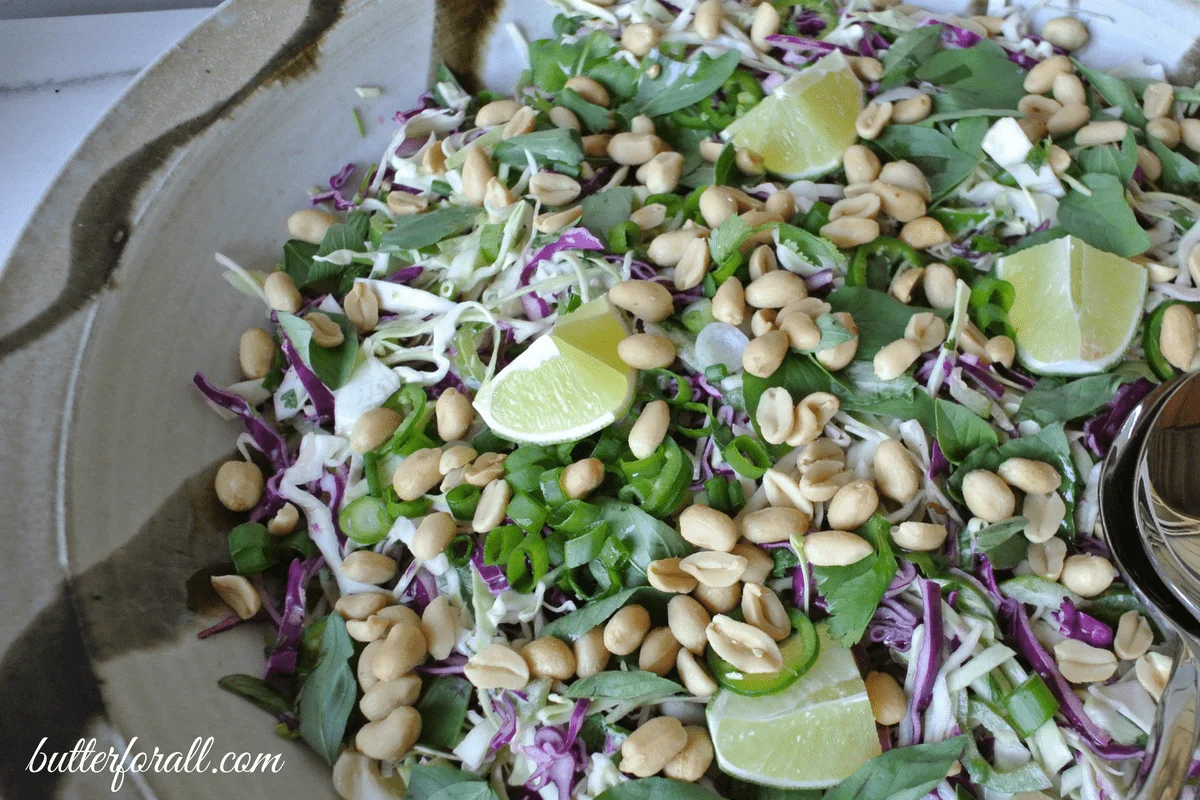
[[472, 297, 633, 444], [997, 235, 1148, 375], [722, 51, 862, 180], [707, 624, 882, 788]]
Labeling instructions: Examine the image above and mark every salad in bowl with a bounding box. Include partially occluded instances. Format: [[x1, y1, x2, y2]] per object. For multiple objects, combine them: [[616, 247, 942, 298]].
[[193, 0, 1200, 797]]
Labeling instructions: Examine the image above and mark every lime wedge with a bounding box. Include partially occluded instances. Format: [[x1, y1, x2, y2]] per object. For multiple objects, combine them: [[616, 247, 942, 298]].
[[707, 623, 881, 788], [996, 235, 1148, 375], [721, 51, 862, 180], [472, 297, 633, 444]]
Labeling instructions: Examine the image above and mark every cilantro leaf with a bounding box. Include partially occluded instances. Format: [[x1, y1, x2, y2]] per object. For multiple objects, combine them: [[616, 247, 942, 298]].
[[708, 215, 753, 263], [813, 514, 898, 646], [1057, 173, 1150, 257], [524, 29, 618, 93]]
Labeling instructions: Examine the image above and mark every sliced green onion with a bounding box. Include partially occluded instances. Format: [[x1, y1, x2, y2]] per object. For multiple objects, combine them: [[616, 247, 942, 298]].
[[539, 467, 568, 507], [724, 436, 772, 479], [362, 450, 383, 497], [682, 185, 706, 223], [591, 427, 625, 464], [377, 385, 432, 455], [704, 364, 728, 382], [228, 522, 274, 575], [1003, 675, 1060, 738], [484, 525, 524, 566], [387, 494, 430, 518], [507, 531, 550, 593], [682, 299, 715, 334], [641, 369, 693, 405], [479, 223, 505, 264], [727, 479, 746, 513], [644, 192, 684, 217], [505, 463, 545, 494], [507, 492, 547, 534], [352, 107, 365, 137], [710, 251, 742, 285], [599, 535, 631, 571], [673, 401, 714, 439], [802, 201, 831, 234], [505, 445, 552, 474], [553, 440, 580, 465], [564, 522, 609, 568], [547, 500, 601, 534], [446, 483, 481, 520], [446, 534, 475, 567], [340, 496, 393, 545], [470, 427, 512, 455]]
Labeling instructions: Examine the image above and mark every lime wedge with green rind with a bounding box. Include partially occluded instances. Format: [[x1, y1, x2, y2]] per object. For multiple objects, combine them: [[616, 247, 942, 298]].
[[996, 235, 1148, 375]]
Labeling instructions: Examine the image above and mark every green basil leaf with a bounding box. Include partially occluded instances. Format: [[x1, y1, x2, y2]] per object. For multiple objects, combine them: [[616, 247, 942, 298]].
[[558, 86, 614, 133], [581, 187, 636, 239], [378, 205, 480, 251], [1057, 173, 1150, 258], [542, 586, 661, 641], [317, 210, 371, 257], [406, 765, 499, 800], [416, 676, 473, 749], [636, 50, 742, 118], [1075, 129, 1138, 184], [813, 515, 898, 646], [915, 41, 1026, 111], [813, 313, 856, 350], [492, 128, 585, 175], [297, 614, 355, 764], [597, 497, 690, 585], [218, 674, 294, 716], [827, 286, 943, 359], [948, 423, 1077, 537], [1148, 135, 1200, 194], [565, 670, 684, 700], [714, 143, 737, 186], [282, 239, 321, 288], [878, 24, 942, 91], [277, 311, 360, 391], [823, 735, 969, 800], [1017, 374, 1133, 426], [935, 399, 999, 463], [597, 778, 723, 800], [873, 124, 981, 200], [742, 354, 832, 439], [1071, 59, 1147, 127]]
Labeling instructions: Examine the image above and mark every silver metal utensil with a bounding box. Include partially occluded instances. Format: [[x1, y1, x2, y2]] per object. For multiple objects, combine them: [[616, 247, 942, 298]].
[[1100, 371, 1200, 799]]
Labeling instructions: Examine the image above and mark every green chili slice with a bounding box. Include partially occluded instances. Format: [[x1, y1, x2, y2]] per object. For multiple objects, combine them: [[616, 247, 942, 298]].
[[446, 483, 482, 520], [847, 236, 925, 290], [724, 435, 772, 479]]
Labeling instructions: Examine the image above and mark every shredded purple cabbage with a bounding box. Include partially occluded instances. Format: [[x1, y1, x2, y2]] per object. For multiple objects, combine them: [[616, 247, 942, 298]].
[[1002, 598, 1113, 748], [885, 560, 917, 598], [281, 338, 336, 423], [386, 265, 424, 283], [976, 554, 1001, 599], [518, 227, 606, 320], [765, 33, 850, 54], [193, 373, 290, 471], [489, 692, 520, 751], [1083, 378, 1154, 457], [471, 545, 511, 594], [197, 612, 245, 639], [793, 8, 828, 35], [899, 579, 944, 745], [1007, 50, 1040, 70], [805, 269, 835, 295], [521, 699, 590, 800], [929, 439, 950, 479], [1052, 599, 1114, 648], [869, 597, 919, 651], [265, 555, 325, 677], [957, 355, 1006, 400], [928, 19, 983, 49]]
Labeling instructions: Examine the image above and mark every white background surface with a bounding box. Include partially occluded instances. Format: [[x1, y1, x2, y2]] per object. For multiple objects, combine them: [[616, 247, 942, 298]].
[[0, 8, 209, 266]]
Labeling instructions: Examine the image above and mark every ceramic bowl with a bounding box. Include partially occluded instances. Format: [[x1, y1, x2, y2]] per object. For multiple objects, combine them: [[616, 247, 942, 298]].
[[2, 0, 1199, 797]]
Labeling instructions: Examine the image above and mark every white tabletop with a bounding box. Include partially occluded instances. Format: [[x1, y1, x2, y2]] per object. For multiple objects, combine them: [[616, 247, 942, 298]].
[[0, 8, 210, 267]]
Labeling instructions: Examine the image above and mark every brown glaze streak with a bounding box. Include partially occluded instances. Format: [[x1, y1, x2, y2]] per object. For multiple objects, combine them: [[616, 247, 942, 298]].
[[0, 459, 239, 799], [433, 0, 504, 93], [0, 0, 346, 361]]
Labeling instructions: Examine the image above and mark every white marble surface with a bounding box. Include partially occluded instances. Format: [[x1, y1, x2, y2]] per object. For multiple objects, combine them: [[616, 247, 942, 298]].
[[0, 8, 210, 267]]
